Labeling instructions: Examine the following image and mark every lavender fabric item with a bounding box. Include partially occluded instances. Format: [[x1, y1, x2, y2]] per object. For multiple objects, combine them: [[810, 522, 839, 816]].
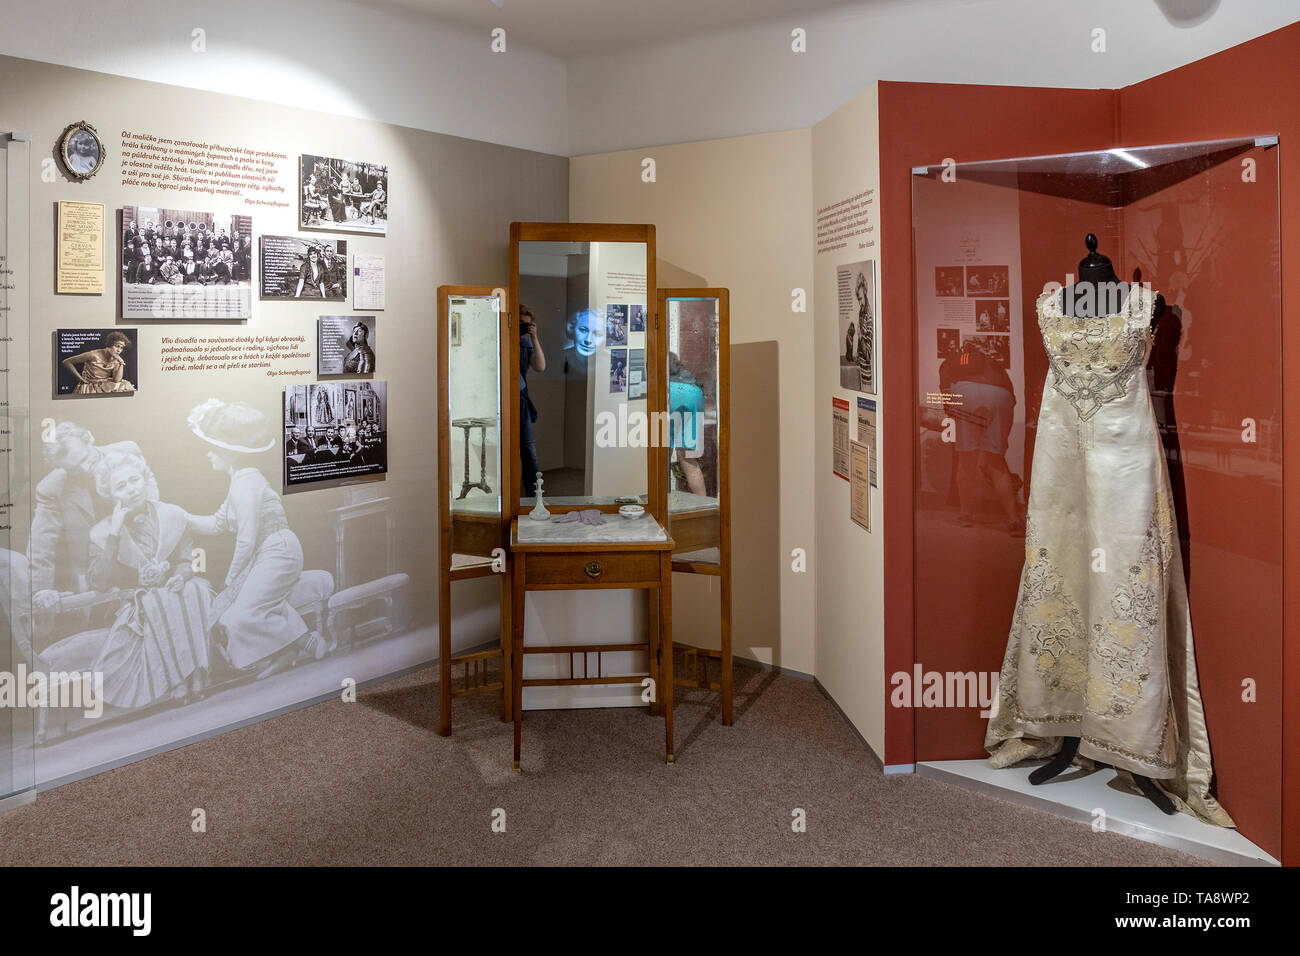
[[551, 509, 606, 526]]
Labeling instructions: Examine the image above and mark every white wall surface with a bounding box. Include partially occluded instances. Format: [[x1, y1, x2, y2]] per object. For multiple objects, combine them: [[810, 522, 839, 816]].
[[567, 0, 1300, 155], [0, 0, 570, 156], [5, 1, 1296, 158], [811, 86, 885, 756]]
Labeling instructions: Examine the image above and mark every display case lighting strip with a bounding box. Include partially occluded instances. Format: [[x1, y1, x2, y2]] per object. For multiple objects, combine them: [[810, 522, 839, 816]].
[[1107, 148, 1150, 169]]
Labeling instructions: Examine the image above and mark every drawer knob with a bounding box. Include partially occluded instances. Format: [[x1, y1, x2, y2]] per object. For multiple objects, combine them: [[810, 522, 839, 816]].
[[584, 561, 604, 579]]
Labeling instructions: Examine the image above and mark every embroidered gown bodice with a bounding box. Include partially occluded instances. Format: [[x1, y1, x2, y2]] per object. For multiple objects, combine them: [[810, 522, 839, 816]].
[[985, 284, 1232, 827]]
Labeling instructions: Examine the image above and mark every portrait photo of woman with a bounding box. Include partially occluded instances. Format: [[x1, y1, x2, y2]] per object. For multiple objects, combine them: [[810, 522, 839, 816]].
[[58, 329, 138, 395]]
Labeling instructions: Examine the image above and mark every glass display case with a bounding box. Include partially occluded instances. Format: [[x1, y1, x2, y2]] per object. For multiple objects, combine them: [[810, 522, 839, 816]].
[[910, 137, 1282, 847], [1, 132, 33, 810]]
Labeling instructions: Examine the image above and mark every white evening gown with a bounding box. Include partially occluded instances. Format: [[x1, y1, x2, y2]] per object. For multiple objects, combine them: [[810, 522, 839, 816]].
[[985, 284, 1233, 827]]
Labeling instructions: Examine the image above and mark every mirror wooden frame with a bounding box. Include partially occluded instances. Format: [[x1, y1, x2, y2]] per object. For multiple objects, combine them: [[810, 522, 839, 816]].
[[437, 284, 512, 736], [507, 222, 664, 521]]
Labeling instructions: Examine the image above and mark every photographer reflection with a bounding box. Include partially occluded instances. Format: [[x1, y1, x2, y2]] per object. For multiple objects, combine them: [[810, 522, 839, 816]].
[[942, 343, 1022, 534], [519, 304, 546, 497]]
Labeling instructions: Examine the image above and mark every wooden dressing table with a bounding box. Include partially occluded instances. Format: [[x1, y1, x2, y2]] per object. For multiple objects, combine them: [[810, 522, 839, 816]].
[[509, 513, 675, 766], [507, 222, 674, 769]]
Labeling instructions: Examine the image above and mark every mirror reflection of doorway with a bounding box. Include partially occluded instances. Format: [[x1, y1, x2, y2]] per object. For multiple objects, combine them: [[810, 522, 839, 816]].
[[518, 243, 588, 498]]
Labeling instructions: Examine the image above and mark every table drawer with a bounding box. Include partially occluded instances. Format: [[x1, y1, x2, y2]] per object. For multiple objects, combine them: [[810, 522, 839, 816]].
[[526, 551, 661, 587]]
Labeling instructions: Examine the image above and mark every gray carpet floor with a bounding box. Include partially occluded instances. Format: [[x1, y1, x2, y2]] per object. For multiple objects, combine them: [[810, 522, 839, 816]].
[[0, 660, 1205, 866]]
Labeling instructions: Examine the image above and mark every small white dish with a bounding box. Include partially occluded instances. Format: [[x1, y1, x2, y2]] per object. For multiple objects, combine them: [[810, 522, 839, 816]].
[[618, 504, 645, 520]]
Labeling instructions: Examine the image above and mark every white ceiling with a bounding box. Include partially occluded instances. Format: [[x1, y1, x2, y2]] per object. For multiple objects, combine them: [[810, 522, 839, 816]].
[[362, 0, 869, 57]]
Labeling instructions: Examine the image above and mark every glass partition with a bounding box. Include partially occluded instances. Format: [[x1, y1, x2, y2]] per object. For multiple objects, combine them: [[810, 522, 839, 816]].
[[911, 136, 1282, 848], [515, 238, 650, 507], [664, 295, 722, 562], [1, 132, 33, 809]]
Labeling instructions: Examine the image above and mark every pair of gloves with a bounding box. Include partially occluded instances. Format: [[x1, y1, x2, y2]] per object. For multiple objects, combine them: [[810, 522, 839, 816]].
[[551, 508, 607, 526]]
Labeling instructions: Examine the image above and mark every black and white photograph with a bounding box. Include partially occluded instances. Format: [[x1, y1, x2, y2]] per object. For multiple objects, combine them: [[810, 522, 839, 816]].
[[966, 264, 1009, 296], [937, 327, 961, 358], [935, 266, 964, 297], [284, 381, 388, 486], [56, 328, 138, 396], [122, 206, 253, 319], [629, 304, 646, 333], [837, 258, 877, 394], [260, 235, 348, 300], [966, 333, 1011, 369], [976, 299, 1011, 332], [318, 315, 377, 375], [609, 347, 627, 394], [300, 154, 388, 235], [59, 121, 105, 180], [606, 303, 628, 346]]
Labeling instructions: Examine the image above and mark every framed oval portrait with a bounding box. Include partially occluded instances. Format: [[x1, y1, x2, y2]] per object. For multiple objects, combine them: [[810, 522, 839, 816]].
[[59, 121, 105, 181]]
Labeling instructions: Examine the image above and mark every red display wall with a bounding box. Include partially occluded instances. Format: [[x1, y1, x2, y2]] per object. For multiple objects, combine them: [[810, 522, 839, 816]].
[[1118, 20, 1300, 869], [880, 22, 1300, 864]]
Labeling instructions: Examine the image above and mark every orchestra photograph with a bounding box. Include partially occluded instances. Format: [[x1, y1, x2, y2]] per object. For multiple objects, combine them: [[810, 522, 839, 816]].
[[121, 205, 253, 319]]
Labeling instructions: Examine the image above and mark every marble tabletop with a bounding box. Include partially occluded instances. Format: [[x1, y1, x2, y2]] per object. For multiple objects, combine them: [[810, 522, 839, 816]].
[[514, 513, 668, 545], [668, 490, 719, 513]]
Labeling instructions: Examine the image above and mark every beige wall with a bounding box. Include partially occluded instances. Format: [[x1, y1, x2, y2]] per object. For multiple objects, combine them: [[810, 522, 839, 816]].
[[811, 86, 886, 756], [0, 52, 568, 782], [570, 130, 817, 673]]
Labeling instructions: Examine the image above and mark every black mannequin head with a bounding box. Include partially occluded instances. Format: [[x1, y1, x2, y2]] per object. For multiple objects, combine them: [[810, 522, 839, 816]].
[[1077, 233, 1120, 285]]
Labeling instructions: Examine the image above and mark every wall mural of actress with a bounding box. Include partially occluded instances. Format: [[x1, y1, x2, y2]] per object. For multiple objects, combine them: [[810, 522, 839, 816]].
[[85, 449, 215, 708], [184, 400, 327, 679], [62, 330, 137, 394]]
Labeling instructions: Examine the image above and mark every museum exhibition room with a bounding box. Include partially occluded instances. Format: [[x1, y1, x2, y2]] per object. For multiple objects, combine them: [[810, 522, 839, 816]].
[[1, 0, 1299, 910]]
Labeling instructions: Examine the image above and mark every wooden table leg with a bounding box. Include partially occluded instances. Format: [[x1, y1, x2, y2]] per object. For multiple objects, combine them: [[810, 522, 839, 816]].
[[647, 582, 661, 717], [499, 566, 512, 722], [660, 550, 674, 763], [439, 566, 452, 736], [512, 552, 526, 771]]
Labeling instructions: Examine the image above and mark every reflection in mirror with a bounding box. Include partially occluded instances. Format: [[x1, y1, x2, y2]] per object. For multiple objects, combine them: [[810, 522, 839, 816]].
[[517, 240, 648, 506], [666, 297, 721, 560], [448, 294, 502, 558]]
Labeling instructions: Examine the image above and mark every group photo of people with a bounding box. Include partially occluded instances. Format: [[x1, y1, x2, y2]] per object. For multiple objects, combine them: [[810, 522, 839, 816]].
[[299, 154, 389, 235], [123, 207, 253, 288], [284, 382, 389, 485], [121, 206, 255, 320]]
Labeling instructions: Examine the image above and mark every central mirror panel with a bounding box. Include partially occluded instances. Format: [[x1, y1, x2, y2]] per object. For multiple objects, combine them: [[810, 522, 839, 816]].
[[515, 238, 650, 507]]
